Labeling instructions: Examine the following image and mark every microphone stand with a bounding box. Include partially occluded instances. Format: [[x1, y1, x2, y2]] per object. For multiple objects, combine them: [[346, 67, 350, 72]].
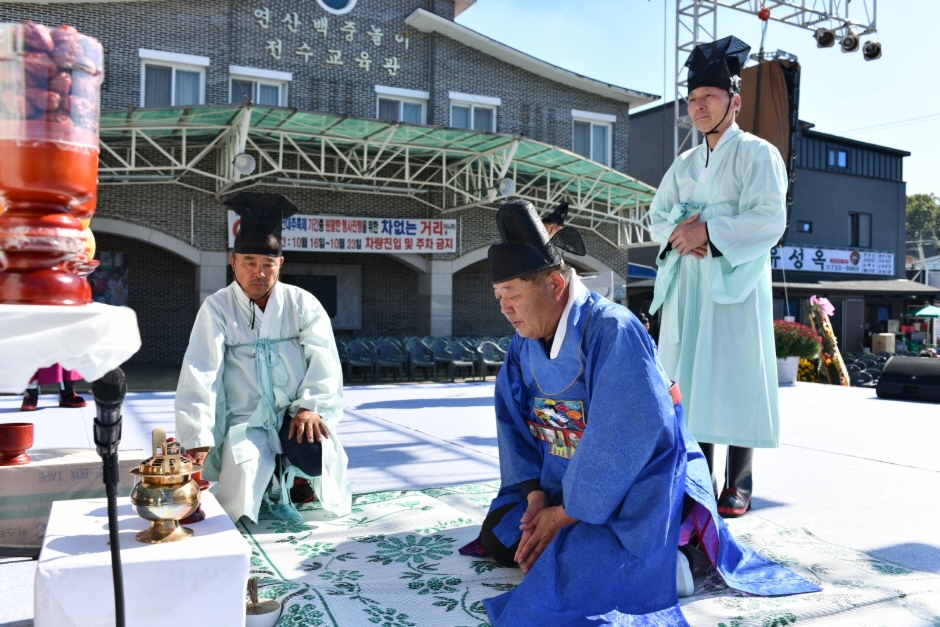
[[93, 375, 127, 627]]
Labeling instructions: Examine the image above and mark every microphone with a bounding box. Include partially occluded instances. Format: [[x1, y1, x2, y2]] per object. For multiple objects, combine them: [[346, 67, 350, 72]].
[[92, 368, 129, 627], [92, 368, 126, 461]]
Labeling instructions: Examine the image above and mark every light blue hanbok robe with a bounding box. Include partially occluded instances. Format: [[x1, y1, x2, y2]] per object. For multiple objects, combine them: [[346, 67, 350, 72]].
[[175, 281, 352, 522], [480, 277, 818, 626], [649, 125, 787, 448]]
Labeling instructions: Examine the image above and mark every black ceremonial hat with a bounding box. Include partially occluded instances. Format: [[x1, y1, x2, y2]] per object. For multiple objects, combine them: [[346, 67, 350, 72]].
[[488, 199, 585, 284], [224, 192, 299, 257], [685, 35, 751, 94], [542, 201, 569, 228]]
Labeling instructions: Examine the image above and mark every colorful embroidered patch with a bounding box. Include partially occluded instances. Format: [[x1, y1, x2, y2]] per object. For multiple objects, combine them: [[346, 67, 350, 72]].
[[528, 398, 586, 459]]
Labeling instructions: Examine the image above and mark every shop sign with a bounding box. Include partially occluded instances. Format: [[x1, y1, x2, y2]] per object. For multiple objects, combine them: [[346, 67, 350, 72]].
[[770, 246, 894, 276], [228, 211, 456, 253]]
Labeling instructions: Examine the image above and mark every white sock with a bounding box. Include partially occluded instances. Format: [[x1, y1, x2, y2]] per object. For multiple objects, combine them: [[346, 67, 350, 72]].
[[676, 550, 694, 598]]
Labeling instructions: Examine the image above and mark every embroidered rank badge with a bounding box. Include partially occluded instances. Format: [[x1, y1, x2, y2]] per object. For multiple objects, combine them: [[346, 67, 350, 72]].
[[527, 398, 586, 459]]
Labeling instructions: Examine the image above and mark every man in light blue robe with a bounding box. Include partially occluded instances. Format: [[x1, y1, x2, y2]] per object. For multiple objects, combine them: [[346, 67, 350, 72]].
[[175, 193, 351, 523], [649, 36, 787, 517], [464, 200, 818, 627]]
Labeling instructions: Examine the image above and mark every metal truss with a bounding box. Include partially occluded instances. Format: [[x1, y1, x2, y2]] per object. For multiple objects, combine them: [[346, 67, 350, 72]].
[[675, 0, 877, 156], [97, 107, 657, 248]]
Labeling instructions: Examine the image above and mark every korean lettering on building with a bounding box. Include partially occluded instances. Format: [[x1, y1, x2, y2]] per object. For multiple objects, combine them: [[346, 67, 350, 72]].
[[253, 4, 410, 75], [227, 212, 456, 253], [770, 246, 894, 276]]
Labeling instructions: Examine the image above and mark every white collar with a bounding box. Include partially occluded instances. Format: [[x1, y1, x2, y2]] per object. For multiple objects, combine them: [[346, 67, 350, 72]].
[[233, 281, 278, 335], [549, 274, 587, 360], [707, 121, 739, 154]]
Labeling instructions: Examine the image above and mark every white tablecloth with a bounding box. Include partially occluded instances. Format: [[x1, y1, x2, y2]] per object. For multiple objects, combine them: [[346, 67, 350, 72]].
[[0, 303, 141, 392], [34, 493, 250, 627]]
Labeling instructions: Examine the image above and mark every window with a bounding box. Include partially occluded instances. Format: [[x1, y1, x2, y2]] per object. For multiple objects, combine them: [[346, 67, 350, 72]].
[[230, 66, 291, 107], [848, 212, 872, 248], [571, 110, 615, 166], [797, 221, 813, 234], [449, 92, 500, 132], [828, 147, 848, 169], [375, 86, 428, 124], [139, 49, 209, 107]]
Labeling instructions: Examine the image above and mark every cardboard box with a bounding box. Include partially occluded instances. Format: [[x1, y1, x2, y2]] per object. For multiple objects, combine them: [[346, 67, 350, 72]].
[[0, 448, 145, 547], [872, 333, 895, 354]]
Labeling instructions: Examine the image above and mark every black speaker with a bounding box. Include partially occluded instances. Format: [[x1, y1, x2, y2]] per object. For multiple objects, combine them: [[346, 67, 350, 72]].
[[876, 357, 940, 403]]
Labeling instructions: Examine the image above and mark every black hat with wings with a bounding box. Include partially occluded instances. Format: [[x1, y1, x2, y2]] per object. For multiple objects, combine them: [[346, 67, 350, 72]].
[[224, 192, 299, 256], [685, 35, 751, 95], [488, 199, 585, 283]]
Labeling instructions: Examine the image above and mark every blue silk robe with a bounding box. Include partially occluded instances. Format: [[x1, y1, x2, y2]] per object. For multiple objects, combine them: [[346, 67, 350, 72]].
[[482, 277, 819, 627]]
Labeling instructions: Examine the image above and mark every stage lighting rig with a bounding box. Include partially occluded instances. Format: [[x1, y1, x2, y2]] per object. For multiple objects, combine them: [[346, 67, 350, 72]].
[[841, 27, 860, 53], [863, 41, 882, 61], [815, 28, 836, 48]]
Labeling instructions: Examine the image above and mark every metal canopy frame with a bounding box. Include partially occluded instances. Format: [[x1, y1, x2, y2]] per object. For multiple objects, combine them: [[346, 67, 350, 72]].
[[97, 105, 658, 248], [675, 0, 877, 157]]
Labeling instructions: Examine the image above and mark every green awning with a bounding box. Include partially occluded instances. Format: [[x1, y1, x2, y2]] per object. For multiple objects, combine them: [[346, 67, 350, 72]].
[[98, 105, 659, 247]]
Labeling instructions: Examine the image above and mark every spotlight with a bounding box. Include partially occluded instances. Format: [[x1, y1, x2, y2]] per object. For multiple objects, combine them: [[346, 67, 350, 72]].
[[496, 178, 515, 197], [233, 153, 256, 176], [841, 28, 859, 53], [863, 40, 882, 61], [814, 28, 835, 48]]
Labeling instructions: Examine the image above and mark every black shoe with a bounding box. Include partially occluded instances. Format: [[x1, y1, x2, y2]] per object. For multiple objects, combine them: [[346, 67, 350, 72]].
[[21, 390, 38, 412], [716, 488, 751, 518], [289, 478, 317, 505]]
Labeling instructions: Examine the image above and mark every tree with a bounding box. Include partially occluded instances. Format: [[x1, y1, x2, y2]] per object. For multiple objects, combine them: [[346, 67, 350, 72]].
[[906, 194, 940, 245]]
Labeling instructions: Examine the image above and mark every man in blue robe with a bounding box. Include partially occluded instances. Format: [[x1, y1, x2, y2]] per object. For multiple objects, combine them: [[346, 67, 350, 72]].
[[466, 199, 818, 626]]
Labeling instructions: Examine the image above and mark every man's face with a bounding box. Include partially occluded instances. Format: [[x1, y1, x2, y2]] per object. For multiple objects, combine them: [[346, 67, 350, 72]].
[[687, 86, 740, 134], [231, 253, 284, 300], [493, 272, 566, 341]]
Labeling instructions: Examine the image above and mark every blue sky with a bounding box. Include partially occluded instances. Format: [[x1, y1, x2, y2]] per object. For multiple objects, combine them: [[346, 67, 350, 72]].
[[458, 0, 937, 196]]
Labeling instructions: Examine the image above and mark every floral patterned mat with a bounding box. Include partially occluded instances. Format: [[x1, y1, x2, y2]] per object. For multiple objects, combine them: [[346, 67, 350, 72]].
[[238, 483, 940, 626]]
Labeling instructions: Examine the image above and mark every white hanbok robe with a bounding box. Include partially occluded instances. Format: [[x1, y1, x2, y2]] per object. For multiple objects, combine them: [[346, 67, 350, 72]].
[[175, 281, 352, 522], [649, 125, 787, 448]]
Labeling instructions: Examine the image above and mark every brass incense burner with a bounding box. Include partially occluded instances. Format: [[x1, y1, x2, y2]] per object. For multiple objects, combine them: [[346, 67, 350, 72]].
[[129, 429, 201, 543]]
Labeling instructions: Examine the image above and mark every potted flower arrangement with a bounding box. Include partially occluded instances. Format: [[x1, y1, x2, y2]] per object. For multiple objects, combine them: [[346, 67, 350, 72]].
[[773, 320, 822, 384]]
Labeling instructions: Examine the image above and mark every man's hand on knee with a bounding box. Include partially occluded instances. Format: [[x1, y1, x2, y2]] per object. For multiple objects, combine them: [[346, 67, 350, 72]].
[[515, 502, 577, 575], [289, 409, 330, 444], [516, 490, 549, 565]]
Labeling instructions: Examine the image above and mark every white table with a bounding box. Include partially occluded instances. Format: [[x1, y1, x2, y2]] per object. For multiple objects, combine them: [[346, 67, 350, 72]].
[[34, 492, 250, 627], [0, 303, 141, 392]]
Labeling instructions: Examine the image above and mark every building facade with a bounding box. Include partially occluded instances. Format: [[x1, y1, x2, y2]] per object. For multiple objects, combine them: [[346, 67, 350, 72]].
[[2, 0, 658, 363]]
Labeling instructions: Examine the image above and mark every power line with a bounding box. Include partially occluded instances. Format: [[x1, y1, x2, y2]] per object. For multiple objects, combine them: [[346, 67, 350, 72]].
[[835, 111, 940, 135], [801, 73, 940, 107]]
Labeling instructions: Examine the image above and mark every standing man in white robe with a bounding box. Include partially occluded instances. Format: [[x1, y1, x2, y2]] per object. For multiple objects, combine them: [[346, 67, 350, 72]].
[[175, 192, 351, 523], [649, 36, 787, 518]]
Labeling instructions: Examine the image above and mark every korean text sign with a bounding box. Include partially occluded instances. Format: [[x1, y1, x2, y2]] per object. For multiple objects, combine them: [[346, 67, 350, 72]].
[[227, 211, 457, 253], [770, 246, 894, 276]]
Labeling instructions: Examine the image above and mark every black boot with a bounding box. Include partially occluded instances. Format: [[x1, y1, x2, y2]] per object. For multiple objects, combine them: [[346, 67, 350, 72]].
[[59, 379, 87, 408], [698, 442, 719, 496], [21, 386, 39, 411], [717, 446, 753, 518]]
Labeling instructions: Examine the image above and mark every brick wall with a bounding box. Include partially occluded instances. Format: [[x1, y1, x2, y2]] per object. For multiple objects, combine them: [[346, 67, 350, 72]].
[[453, 259, 512, 337], [281, 250, 420, 338], [93, 233, 197, 364], [3, 0, 636, 343]]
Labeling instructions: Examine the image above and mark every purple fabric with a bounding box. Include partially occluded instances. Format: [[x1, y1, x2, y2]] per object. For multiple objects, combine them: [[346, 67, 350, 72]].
[[32, 365, 83, 386]]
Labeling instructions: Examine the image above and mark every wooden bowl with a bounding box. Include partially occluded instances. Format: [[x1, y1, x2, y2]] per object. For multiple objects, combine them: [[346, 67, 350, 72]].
[[0, 422, 34, 466]]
